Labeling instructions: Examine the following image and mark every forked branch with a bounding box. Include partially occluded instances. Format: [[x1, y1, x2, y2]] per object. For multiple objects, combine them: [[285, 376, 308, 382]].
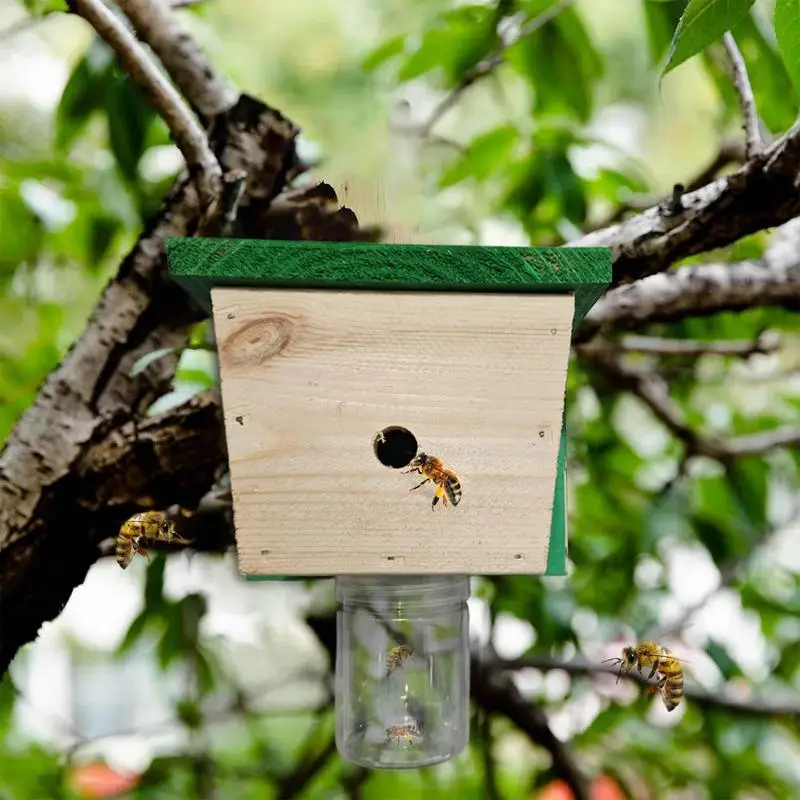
[[721, 32, 762, 159], [68, 0, 222, 209]]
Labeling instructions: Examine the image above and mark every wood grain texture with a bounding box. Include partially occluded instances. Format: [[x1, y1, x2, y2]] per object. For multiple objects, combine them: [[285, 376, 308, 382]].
[[166, 237, 611, 329], [213, 286, 574, 575]]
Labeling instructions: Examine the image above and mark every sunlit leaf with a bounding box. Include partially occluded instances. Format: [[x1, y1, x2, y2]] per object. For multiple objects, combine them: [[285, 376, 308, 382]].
[[55, 38, 114, 152], [361, 34, 407, 71], [116, 608, 150, 656], [106, 73, 159, 183], [774, 0, 800, 95], [396, 5, 496, 87], [130, 347, 177, 377], [21, 0, 66, 16], [643, 0, 688, 64], [438, 125, 517, 187], [663, 0, 756, 76]]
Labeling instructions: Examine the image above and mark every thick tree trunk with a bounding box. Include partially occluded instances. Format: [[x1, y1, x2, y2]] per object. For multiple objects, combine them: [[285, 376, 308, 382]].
[[0, 95, 300, 674]]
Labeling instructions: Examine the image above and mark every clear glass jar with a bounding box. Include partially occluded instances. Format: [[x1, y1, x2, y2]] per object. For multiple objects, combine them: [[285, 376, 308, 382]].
[[334, 575, 470, 769]]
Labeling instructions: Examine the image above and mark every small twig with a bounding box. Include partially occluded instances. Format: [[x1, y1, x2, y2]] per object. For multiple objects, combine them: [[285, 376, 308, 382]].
[[471, 657, 590, 800], [419, 0, 575, 136], [478, 711, 503, 800], [659, 183, 685, 217], [68, 0, 221, 210], [617, 331, 779, 358], [490, 654, 800, 717], [721, 32, 762, 160], [339, 768, 370, 800], [276, 734, 337, 800], [584, 140, 745, 232], [580, 346, 800, 461]]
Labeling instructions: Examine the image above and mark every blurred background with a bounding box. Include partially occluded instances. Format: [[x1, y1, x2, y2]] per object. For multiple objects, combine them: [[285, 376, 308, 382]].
[[1, 0, 799, 797]]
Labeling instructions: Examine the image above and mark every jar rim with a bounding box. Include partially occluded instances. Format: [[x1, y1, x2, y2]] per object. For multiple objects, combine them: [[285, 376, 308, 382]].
[[335, 574, 470, 604]]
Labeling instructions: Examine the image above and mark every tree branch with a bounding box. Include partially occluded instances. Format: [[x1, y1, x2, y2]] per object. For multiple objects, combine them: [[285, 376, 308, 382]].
[[490, 655, 800, 718], [579, 346, 800, 461], [68, 0, 222, 210], [721, 32, 762, 160], [615, 331, 779, 358], [115, 0, 237, 119], [478, 711, 503, 800], [575, 122, 800, 286], [471, 656, 589, 800], [577, 219, 800, 342], [0, 82, 321, 674]]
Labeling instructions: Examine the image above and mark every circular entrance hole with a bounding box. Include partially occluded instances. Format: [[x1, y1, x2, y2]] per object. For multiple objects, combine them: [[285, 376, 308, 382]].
[[373, 426, 418, 469]]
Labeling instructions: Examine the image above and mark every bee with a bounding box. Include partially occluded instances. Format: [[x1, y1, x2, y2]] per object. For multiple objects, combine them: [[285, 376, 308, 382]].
[[384, 722, 421, 747], [115, 511, 189, 570], [402, 452, 462, 510], [386, 643, 414, 675], [602, 640, 686, 712]]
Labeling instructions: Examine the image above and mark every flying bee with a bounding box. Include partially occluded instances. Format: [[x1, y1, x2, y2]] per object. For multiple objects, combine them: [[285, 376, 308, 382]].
[[402, 452, 462, 510], [386, 643, 414, 675], [384, 722, 421, 747], [602, 640, 687, 712], [115, 511, 190, 570]]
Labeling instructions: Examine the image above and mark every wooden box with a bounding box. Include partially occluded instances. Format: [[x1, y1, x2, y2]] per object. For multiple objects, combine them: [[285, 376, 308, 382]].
[[166, 238, 611, 577]]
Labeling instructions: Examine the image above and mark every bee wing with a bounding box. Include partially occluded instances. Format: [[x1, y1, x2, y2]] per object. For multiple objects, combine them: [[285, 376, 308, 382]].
[[641, 647, 691, 665]]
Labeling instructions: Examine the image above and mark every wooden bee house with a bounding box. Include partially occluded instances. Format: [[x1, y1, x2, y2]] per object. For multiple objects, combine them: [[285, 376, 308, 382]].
[[166, 237, 611, 577]]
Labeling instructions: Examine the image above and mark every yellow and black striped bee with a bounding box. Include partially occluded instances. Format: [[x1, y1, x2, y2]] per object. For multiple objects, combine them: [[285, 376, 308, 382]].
[[115, 511, 189, 569], [402, 452, 462, 510], [384, 722, 421, 747], [603, 640, 686, 712], [386, 643, 414, 675]]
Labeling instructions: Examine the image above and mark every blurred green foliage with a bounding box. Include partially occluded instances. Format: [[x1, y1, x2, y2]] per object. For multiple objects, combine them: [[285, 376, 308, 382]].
[[2, 0, 800, 798]]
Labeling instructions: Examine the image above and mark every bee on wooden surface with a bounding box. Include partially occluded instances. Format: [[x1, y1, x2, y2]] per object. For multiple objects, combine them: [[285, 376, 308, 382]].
[[384, 722, 421, 747], [603, 640, 686, 712], [402, 452, 462, 510], [386, 643, 414, 675], [115, 511, 189, 570]]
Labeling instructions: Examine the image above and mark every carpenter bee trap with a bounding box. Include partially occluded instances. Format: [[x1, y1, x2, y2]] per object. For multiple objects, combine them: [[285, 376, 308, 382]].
[[165, 236, 611, 577], [166, 222, 610, 769]]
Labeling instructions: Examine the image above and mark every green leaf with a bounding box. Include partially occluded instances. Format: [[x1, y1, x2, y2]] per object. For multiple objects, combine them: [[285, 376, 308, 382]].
[[774, 0, 800, 95], [55, 38, 114, 152], [643, 0, 688, 65], [705, 640, 744, 679], [106, 73, 158, 183], [131, 347, 177, 377], [509, 3, 602, 122], [178, 593, 208, 649], [729, 12, 798, 132], [361, 34, 407, 72], [438, 125, 518, 188], [157, 604, 184, 668], [663, 0, 756, 76], [175, 698, 203, 730], [397, 5, 496, 87], [144, 554, 167, 608], [22, 0, 66, 16], [116, 608, 151, 656]]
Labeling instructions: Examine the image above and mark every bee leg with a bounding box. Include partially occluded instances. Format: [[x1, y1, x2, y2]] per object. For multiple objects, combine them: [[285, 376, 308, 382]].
[[402, 466, 421, 475], [409, 478, 430, 492], [647, 662, 659, 681], [432, 486, 445, 510]]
